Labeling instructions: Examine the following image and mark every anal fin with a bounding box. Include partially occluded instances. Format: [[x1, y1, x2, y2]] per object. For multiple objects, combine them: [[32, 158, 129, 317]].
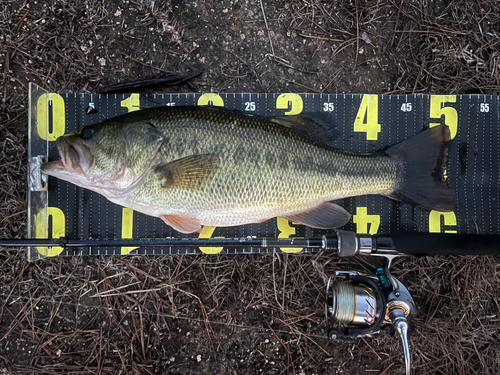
[[160, 215, 202, 234], [284, 202, 351, 229]]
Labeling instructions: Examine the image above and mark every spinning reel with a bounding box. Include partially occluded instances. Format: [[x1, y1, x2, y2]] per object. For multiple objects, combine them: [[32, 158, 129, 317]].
[[325, 232, 415, 375]]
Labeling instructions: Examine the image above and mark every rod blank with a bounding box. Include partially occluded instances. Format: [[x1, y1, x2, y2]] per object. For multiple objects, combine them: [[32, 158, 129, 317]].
[[0, 237, 328, 249], [2, 233, 500, 257]]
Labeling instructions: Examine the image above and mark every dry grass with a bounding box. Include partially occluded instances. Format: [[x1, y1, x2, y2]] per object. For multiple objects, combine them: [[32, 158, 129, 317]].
[[285, 0, 500, 94], [1, 253, 497, 374]]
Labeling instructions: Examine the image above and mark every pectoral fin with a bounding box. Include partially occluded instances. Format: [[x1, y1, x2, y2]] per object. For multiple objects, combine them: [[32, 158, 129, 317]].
[[156, 154, 219, 189], [160, 215, 202, 234], [284, 202, 351, 229]]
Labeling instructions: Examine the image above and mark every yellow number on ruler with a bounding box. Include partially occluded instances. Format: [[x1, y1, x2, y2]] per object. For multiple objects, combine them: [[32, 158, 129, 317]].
[[354, 95, 381, 140], [121, 208, 138, 254], [429, 211, 457, 233], [197, 93, 224, 107], [277, 217, 303, 253], [198, 226, 224, 254], [276, 93, 303, 115], [34, 207, 66, 256], [120, 94, 140, 112], [276, 94, 303, 251], [353, 207, 380, 235], [429, 95, 457, 139], [120, 94, 141, 253], [36, 93, 66, 141]]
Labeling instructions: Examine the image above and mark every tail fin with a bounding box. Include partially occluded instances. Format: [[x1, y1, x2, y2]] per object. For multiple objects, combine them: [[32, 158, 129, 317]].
[[386, 125, 456, 211]]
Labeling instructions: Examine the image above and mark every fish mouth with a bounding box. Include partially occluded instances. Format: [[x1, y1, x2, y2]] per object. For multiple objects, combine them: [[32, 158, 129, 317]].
[[55, 137, 92, 173]]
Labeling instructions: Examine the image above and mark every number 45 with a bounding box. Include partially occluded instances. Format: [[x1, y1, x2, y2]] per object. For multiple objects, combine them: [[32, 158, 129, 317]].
[[401, 103, 412, 112]]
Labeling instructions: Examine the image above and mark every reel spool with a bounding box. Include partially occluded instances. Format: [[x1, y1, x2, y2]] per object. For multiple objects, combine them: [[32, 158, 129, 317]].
[[325, 271, 386, 340], [325, 265, 415, 375], [328, 281, 377, 326]]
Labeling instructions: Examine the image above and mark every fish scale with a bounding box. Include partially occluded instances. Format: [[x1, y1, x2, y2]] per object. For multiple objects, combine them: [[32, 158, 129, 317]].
[[42, 106, 455, 233], [124, 107, 398, 226]]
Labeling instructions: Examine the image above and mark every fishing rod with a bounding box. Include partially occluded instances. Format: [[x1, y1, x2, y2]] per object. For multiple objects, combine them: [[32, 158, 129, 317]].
[[1, 232, 499, 256], [2, 230, 499, 375]]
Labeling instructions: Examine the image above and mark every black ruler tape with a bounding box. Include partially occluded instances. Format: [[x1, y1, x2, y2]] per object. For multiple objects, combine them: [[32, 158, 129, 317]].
[[28, 89, 500, 259]]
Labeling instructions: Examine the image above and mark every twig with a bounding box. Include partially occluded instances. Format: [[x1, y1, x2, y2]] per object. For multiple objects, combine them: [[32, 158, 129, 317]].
[[355, 0, 359, 60], [0, 109, 27, 132], [412, 62, 425, 93], [292, 26, 355, 37], [2, 51, 9, 105], [379, 362, 395, 375], [13, 10, 29, 33], [264, 318, 292, 366], [91, 285, 161, 298], [260, 0, 275, 57], [332, 38, 357, 59], [0, 158, 26, 168], [272, 75, 322, 93], [220, 64, 248, 79], [321, 67, 344, 93], [120, 53, 174, 73], [393, 29, 467, 36], [272, 254, 280, 309], [99, 70, 202, 93], [1, 209, 26, 222], [299, 34, 343, 42], [117, 259, 162, 282]]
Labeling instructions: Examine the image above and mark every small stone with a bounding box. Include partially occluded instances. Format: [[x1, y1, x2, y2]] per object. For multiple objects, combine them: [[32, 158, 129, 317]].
[[362, 32, 372, 44]]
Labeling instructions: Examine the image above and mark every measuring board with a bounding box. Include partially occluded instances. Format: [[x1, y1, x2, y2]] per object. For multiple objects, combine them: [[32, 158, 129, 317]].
[[27, 83, 500, 260]]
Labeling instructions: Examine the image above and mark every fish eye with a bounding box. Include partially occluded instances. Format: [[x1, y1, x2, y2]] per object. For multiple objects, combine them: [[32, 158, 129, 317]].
[[80, 126, 95, 140]]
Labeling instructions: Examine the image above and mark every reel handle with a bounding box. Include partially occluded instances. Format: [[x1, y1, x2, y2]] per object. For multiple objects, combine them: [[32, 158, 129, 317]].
[[389, 306, 411, 375]]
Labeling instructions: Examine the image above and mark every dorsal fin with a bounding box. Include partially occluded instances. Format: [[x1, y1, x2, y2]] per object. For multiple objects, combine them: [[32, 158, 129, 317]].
[[271, 113, 337, 145], [197, 106, 337, 145]]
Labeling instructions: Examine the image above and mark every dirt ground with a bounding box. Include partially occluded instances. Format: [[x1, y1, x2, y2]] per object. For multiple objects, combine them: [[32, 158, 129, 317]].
[[1, 0, 500, 374]]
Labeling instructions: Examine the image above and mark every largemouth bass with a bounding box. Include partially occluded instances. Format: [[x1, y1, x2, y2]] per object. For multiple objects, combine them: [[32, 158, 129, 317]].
[[42, 106, 455, 233]]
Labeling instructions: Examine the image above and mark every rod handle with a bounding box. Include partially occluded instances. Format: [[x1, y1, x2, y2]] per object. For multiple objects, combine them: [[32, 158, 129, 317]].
[[376, 233, 500, 256]]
